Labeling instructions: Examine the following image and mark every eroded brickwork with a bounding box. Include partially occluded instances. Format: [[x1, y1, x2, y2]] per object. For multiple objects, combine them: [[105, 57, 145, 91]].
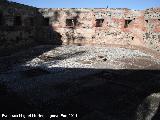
[[39, 8, 160, 51]]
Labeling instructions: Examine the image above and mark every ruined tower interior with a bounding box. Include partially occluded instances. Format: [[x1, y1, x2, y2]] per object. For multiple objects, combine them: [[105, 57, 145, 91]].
[[0, 0, 160, 119], [0, 1, 160, 54]]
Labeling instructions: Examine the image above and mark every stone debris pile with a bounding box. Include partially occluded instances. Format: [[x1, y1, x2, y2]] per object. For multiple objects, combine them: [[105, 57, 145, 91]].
[[25, 45, 160, 72]]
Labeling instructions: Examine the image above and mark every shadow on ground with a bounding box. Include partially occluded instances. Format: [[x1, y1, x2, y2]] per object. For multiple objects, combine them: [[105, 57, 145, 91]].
[[0, 68, 160, 120]]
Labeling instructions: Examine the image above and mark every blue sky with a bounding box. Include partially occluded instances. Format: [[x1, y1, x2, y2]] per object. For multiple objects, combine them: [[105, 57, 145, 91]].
[[9, 0, 160, 10]]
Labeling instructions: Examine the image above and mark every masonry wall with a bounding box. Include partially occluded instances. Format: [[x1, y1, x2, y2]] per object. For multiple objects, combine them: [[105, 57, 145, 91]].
[[39, 8, 160, 51], [0, 0, 62, 56], [1, 0, 160, 55], [143, 8, 160, 51]]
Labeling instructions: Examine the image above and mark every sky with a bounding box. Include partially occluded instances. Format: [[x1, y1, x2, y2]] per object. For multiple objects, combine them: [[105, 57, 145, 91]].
[[9, 0, 160, 10]]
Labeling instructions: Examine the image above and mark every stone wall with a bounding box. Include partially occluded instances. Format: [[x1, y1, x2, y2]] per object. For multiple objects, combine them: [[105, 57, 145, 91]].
[[143, 8, 160, 51], [0, 0, 62, 56], [39, 8, 160, 51], [1, 0, 160, 55]]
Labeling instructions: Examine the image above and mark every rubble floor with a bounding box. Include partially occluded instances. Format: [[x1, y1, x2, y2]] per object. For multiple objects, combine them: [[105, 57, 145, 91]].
[[0, 45, 160, 120]]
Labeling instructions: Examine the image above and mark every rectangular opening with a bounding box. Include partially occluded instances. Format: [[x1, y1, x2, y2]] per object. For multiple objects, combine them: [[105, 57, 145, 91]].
[[95, 19, 104, 27], [145, 20, 148, 23], [44, 17, 49, 26], [124, 20, 132, 28], [66, 19, 77, 27], [29, 17, 34, 26], [0, 12, 3, 25], [14, 16, 22, 26]]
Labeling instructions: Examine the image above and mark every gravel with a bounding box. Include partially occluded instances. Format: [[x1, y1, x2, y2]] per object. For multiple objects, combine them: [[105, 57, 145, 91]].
[[24, 45, 160, 72], [0, 45, 160, 112]]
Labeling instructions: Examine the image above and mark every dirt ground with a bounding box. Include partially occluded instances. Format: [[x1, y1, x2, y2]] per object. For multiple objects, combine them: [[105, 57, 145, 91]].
[[0, 45, 160, 120]]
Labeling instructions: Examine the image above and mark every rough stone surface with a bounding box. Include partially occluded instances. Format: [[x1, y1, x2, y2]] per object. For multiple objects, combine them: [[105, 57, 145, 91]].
[[39, 8, 160, 52], [0, 0, 62, 56], [136, 93, 160, 120], [24, 45, 160, 71], [0, 45, 160, 120], [1, 1, 160, 55], [0, 1, 160, 120]]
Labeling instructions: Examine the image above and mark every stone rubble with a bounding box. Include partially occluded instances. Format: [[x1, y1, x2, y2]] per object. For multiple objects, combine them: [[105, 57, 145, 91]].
[[0, 45, 160, 120], [24, 45, 160, 72]]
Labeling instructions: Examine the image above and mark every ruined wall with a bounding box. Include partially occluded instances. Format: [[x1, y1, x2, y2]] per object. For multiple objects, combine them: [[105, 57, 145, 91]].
[[39, 8, 160, 51], [1, 0, 160, 54], [0, 0, 62, 56], [143, 8, 160, 51], [0, 1, 39, 55]]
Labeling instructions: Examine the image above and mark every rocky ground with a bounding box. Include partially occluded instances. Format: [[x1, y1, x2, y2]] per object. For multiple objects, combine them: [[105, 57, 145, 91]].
[[0, 45, 160, 120], [20, 45, 160, 70]]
